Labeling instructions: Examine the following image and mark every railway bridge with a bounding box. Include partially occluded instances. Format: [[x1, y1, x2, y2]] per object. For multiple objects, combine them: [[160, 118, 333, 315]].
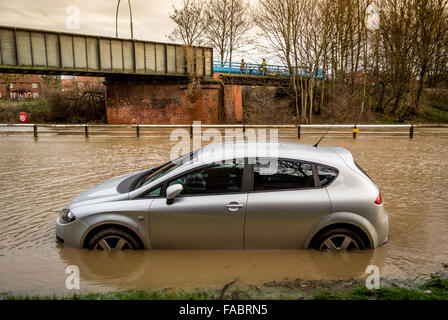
[[0, 25, 294, 124]]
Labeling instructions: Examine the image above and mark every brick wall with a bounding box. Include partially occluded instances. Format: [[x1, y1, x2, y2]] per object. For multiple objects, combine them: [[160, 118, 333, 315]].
[[106, 79, 243, 124]]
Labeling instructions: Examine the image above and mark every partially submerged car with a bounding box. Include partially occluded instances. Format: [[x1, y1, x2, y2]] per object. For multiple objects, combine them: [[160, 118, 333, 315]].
[[56, 141, 389, 251]]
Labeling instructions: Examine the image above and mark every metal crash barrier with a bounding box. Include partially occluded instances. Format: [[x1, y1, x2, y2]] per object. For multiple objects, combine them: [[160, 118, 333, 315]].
[[1, 123, 444, 139]]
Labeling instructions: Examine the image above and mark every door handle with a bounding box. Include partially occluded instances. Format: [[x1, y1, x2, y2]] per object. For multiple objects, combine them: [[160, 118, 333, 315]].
[[226, 202, 244, 212]]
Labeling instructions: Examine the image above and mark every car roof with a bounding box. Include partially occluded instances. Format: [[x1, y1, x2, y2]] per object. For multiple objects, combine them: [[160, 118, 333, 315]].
[[129, 141, 355, 197], [196, 141, 353, 168]]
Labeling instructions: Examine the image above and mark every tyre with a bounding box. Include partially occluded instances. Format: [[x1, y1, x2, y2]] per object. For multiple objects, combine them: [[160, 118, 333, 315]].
[[87, 227, 141, 251], [311, 227, 366, 251]]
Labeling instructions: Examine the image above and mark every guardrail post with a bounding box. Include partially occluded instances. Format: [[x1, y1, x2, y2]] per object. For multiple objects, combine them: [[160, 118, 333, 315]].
[[353, 125, 357, 139], [409, 124, 414, 139], [243, 125, 246, 137], [297, 124, 301, 139], [136, 124, 140, 138], [190, 124, 193, 138], [33, 124, 38, 138], [84, 124, 89, 138]]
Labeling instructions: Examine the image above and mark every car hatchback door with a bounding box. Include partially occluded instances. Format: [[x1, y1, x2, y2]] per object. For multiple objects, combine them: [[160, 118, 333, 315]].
[[149, 159, 248, 249], [245, 158, 332, 249]]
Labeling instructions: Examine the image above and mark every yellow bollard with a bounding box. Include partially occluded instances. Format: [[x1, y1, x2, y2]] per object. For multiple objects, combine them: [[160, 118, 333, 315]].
[[353, 126, 359, 139]]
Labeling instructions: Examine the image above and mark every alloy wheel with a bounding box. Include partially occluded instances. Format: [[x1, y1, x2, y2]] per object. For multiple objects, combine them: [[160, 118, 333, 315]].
[[94, 236, 132, 251], [319, 234, 360, 251]]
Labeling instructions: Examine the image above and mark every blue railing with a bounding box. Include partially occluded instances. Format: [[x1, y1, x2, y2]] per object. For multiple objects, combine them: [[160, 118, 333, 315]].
[[213, 61, 324, 79], [213, 60, 288, 76]]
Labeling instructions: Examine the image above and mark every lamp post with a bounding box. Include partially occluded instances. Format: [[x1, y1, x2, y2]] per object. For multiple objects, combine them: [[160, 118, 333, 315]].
[[116, 0, 134, 39]]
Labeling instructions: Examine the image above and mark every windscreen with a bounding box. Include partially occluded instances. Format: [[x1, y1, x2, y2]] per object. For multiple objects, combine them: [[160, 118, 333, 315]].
[[134, 152, 196, 189]]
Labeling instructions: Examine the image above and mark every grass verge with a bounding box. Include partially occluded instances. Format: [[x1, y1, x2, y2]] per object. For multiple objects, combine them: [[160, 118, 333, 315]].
[[1, 275, 447, 300], [314, 276, 448, 300]]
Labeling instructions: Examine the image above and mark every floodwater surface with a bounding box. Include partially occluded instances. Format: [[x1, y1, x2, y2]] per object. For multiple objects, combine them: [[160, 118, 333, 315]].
[[0, 129, 447, 295]]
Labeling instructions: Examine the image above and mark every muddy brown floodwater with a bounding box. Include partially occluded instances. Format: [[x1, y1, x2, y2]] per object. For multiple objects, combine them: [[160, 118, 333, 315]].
[[0, 130, 447, 295]]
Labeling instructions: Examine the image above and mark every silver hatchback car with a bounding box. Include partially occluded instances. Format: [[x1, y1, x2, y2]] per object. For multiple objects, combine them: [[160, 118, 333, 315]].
[[56, 141, 388, 251]]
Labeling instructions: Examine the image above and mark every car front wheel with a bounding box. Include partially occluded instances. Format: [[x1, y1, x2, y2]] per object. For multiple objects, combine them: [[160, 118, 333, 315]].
[[87, 228, 141, 251], [312, 228, 366, 251]]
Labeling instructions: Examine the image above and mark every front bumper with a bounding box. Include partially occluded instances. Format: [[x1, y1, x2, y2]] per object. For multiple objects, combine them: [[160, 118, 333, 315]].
[[55, 216, 89, 248]]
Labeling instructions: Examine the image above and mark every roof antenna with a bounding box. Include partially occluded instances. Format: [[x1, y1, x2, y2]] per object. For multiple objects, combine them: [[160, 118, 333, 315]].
[[313, 125, 333, 147]]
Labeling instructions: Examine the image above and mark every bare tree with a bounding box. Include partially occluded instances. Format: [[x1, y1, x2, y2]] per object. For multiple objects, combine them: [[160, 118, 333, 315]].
[[168, 0, 206, 45], [300, 0, 335, 123], [204, 0, 252, 62], [378, 1, 418, 116], [253, 0, 307, 121], [41, 75, 61, 98], [408, 0, 448, 117], [253, 0, 336, 123]]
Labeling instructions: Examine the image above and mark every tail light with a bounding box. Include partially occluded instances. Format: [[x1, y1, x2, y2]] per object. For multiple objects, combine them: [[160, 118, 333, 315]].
[[375, 190, 383, 205]]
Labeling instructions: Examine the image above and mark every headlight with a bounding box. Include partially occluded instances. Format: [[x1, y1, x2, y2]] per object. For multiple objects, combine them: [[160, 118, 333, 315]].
[[58, 209, 76, 224]]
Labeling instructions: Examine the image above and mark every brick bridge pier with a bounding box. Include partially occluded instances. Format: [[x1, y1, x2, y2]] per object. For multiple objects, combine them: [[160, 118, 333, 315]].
[[105, 76, 243, 124]]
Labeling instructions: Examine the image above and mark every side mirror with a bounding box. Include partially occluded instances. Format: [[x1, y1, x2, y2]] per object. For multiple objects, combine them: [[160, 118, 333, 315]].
[[166, 184, 183, 205]]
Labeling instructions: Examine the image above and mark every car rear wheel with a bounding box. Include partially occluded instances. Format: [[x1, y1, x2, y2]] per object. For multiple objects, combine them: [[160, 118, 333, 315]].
[[312, 228, 366, 251], [87, 228, 141, 251]]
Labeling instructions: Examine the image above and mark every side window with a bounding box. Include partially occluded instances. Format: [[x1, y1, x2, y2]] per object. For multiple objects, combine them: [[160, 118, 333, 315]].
[[168, 159, 245, 195], [316, 165, 338, 187], [253, 158, 314, 191], [142, 186, 161, 198]]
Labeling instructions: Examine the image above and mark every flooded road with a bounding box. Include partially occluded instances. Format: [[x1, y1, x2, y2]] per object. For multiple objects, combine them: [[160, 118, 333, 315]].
[[0, 130, 447, 295]]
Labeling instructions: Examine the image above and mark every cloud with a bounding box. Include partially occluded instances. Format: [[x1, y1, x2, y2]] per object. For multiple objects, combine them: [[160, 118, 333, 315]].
[[0, 0, 182, 43]]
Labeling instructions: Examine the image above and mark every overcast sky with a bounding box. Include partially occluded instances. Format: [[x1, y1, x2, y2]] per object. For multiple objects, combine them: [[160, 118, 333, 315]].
[[0, 0, 183, 42], [0, 0, 272, 64]]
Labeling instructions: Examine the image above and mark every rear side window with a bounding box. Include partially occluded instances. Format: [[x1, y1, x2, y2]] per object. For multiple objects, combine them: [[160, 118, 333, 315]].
[[253, 158, 314, 191], [316, 165, 338, 187]]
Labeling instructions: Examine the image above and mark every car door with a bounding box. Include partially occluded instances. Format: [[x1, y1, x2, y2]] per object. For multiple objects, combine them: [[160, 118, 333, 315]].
[[245, 158, 332, 249], [149, 158, 248, 249]]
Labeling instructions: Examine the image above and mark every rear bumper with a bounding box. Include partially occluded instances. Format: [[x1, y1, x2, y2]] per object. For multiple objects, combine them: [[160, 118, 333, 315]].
[[368, 205, 389, 248], [55, 216, 89, 248]]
